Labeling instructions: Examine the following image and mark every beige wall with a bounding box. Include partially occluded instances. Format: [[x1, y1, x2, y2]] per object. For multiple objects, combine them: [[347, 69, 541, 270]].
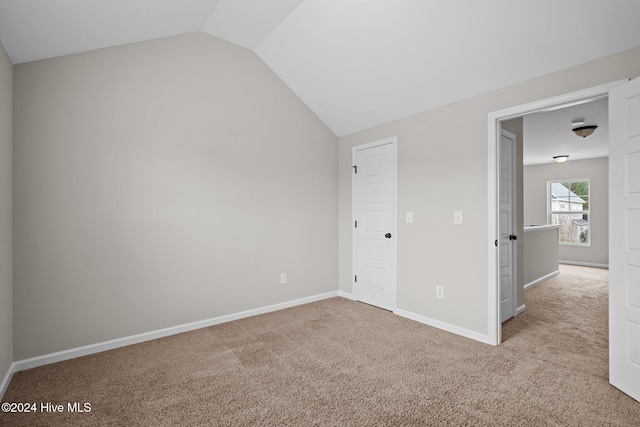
[[523, 227, 559, 286], [524, 157, 609, 266], [0, 41, 13, 381], [8, 32, 640, 360], [13, 32, 338, 360], [339, 47, 640, 335]]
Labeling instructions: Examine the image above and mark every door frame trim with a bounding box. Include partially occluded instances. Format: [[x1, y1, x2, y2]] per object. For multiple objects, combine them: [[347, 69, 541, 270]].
[[352, 136, 398, 310], [487, 80, 626, 345]]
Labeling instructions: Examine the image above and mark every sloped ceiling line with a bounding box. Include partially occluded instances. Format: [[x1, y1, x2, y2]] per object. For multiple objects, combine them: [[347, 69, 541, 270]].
[[1, 0, 640, 137]]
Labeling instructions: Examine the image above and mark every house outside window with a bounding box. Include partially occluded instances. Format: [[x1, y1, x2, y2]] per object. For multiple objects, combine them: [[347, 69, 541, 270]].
[[547, 180, 590, 245]]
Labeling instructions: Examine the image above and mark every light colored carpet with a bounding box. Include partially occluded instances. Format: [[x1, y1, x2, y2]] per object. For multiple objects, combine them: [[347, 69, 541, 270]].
[[1, 265, 639, 426]]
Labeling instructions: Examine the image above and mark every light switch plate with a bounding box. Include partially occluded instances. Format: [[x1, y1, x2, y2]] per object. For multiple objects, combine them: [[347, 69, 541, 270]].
[[406, 212, 413, 223], [454, 211, 463, 224]]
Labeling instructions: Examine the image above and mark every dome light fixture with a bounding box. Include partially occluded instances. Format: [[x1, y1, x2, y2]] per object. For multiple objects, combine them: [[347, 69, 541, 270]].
[[572, 119, 598, 138], [553, 155, 569, 163]]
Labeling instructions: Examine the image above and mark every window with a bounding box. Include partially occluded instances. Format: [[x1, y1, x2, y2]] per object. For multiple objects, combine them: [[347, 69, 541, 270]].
[[548, 179, 590, 245]]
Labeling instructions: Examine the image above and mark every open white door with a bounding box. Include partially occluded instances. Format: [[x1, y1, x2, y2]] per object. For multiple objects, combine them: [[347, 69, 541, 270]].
[[499, 129, 517, 322], [609, 76, 640, 402]]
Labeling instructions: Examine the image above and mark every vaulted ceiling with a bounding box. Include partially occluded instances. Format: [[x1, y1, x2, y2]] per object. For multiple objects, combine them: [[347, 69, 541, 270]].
[[1, 0, 640, 137]]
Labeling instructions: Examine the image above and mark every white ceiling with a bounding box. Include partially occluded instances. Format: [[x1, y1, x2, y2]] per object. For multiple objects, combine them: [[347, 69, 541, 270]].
[[523, 98, 609, 166], [1, 1, 640, 137]]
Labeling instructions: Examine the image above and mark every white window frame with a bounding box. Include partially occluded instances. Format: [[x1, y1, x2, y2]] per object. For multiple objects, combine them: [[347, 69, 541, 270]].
[[547, 178, 590, 246]]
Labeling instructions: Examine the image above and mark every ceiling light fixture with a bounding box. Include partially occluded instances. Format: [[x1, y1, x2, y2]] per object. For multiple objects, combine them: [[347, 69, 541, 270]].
[[553, 155, 569, 163], [572, 124, 598, 138]]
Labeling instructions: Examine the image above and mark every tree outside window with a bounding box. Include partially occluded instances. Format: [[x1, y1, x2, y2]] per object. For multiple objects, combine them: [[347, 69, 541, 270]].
[[548, 180, 590, 245]]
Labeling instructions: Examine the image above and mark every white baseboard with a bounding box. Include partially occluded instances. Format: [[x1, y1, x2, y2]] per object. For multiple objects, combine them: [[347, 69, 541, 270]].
[[393, 308, 492, 345], [13, 291, 339, 373], [0, 362, 16, 401], [338, 290, 355, 300], [516, 304, 526, 316], [559, 260, 609, 269], [524, 270, 560, 290]]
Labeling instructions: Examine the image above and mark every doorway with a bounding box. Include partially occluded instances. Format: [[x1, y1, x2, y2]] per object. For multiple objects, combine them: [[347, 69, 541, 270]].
[[487, 80, 626, 345]]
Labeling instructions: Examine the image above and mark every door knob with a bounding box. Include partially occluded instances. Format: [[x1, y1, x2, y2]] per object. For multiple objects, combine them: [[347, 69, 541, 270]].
[[509, 234, 517, 240], [385, 233, 392, 238]]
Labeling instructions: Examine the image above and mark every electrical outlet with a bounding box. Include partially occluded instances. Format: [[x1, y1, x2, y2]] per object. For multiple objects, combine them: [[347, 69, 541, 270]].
[[436, 286, 445, 299], [280, 273, 287, 284]]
